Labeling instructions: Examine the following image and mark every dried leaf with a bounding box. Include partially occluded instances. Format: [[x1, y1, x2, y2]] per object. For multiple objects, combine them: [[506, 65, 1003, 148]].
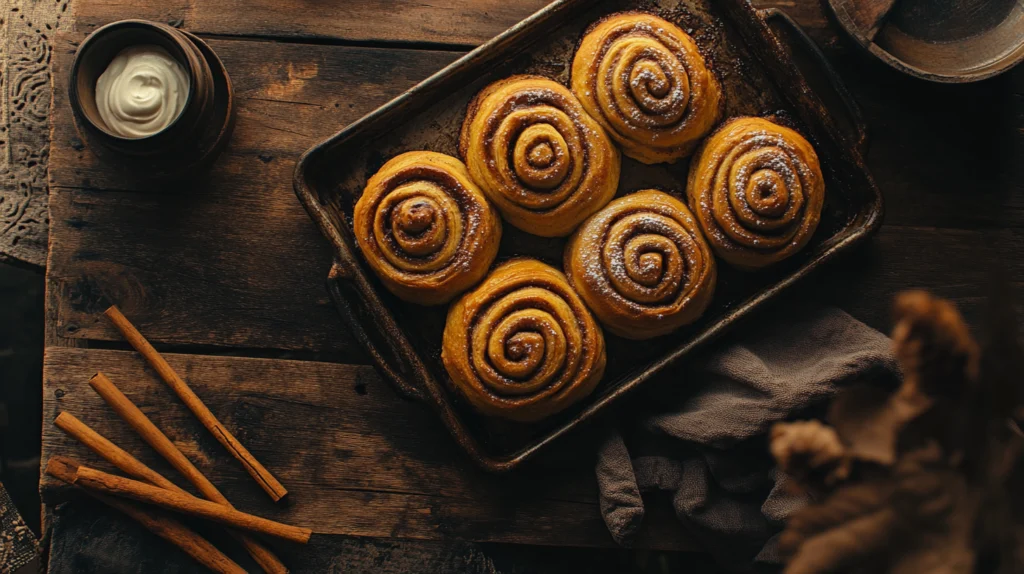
[[771, 420, 850, 488], [777, 291, 1020, 574], [780, 481, 895, 573], [892, 290, 979, 402]]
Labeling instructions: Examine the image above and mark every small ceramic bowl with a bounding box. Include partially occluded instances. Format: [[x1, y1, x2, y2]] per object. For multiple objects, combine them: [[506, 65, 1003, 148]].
[[69, 19, 235, 175], [828, 0, 1024, 83]]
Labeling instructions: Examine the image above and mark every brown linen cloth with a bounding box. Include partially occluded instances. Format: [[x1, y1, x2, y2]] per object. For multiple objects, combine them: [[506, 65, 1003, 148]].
[[596, 306, 899, 569], [0, 481, 38, 573]]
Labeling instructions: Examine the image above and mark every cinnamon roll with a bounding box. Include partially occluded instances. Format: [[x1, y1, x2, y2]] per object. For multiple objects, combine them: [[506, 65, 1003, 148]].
[[442, 259, 607, 422], [459, 75, 621, 237], [571, 12, 723, 164], [354, 151, 502, 305], [565, 190, 716, 339], [686, 117, 825, 270]]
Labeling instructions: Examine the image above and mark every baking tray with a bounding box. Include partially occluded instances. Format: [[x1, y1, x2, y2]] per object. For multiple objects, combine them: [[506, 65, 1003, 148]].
[[294, 0, 883, 472]]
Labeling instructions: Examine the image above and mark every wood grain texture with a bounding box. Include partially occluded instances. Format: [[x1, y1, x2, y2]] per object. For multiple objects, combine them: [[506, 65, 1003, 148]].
[[68, 0, 838, 47], [48, 499, 679, 574], [41, 347, 694, 550], [70, 0, 555, 46]]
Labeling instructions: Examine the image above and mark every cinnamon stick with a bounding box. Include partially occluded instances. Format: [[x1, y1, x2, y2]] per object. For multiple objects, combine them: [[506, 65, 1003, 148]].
[[46, 456, 245, 574], [54, 412, 186, 494], [104, 305, 288, 502], [73, 465, 312, 544], [87, 373, 288, 573]]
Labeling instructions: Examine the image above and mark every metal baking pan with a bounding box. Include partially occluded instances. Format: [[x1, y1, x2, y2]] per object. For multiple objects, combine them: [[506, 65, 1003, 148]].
[[294, 0, 883, 472]]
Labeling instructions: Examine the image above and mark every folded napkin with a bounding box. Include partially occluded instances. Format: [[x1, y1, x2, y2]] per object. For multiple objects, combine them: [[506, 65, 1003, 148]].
[[0, 481, 39, 573], [596, 305, 900, 569]]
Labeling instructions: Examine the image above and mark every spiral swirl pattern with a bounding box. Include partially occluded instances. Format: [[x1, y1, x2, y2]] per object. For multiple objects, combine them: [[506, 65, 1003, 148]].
[[571, 12, 723, 164], [354, 151, 502, 305], [686, 117, 825, 270], [442, 259, 606, 422], [565, 190, 716, 339], [459, 75, 621, 237]]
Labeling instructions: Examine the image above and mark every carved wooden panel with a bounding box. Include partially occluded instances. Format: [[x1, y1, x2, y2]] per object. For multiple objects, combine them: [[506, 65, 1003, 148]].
[[0, 0, 69, 267]]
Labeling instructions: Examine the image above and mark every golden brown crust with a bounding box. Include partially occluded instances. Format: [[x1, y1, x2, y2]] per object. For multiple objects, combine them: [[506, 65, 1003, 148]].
[[353, 151, 501, 305], [686, 116, 825, 270], [441, 259, 607, 422], [570, 11, 723, 164], [564, 190, 716, 339], [459, 75, 621, 237]]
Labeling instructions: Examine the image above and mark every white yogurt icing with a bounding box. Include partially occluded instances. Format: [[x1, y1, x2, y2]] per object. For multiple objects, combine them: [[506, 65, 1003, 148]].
[[95, 45, 189, 139]]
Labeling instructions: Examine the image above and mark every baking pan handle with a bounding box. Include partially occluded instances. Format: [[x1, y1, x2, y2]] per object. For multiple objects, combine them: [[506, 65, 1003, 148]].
[[761, 8, 869, 156], [327, 260, 426, 402]]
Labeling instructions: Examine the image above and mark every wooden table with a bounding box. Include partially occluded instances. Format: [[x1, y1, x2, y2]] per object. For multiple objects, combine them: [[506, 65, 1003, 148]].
[[38, 0, 1024, 571]]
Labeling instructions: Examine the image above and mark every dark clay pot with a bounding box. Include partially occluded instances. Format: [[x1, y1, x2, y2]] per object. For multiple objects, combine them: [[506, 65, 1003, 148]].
[[69, 19, 234, 177]]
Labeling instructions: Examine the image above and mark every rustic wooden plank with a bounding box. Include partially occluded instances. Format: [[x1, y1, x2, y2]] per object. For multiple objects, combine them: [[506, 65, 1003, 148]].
[[41, 347, 694, 550], [47, 33, 457, 353], [50, 499, 686, 573], [70, 0, 837, 48], [46, 186, 356, 355], [790, 225, 1024, 333], [70, 1, 566, 49], [72, 0, 551, 47]]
